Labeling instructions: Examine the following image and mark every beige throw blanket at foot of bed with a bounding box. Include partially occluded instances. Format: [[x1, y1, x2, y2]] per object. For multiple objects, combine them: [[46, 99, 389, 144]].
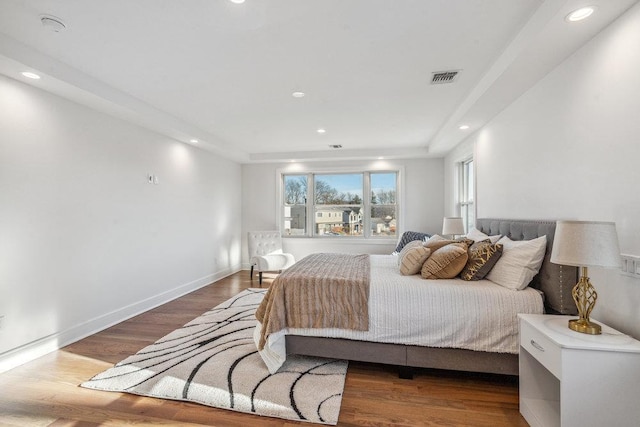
[[255, 253, 370, 358]]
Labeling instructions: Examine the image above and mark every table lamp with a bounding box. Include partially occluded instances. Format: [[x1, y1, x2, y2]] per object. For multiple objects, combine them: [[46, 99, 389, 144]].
[[442, 217, 465, 239], [550, 220, 621, 335]]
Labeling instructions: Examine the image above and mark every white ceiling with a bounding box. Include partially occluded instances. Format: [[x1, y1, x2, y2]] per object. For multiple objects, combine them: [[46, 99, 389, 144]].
[[0, 0, 637, 163]]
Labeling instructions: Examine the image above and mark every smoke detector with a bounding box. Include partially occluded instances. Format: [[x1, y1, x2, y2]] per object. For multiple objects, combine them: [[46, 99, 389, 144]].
[[431, 70, 460, 84], [40, 15, 66, 32]]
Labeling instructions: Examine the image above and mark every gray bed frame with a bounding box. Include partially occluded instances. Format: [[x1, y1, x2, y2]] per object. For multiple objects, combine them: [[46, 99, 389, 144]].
[[285, 219, 578, 376]]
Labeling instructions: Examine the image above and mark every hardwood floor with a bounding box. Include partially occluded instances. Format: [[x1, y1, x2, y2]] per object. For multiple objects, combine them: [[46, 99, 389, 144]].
[[0, 272, 528, 426]]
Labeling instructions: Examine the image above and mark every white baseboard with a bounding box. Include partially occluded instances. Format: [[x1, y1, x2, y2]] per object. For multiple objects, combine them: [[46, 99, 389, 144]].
[[0, 266, 241, 374]]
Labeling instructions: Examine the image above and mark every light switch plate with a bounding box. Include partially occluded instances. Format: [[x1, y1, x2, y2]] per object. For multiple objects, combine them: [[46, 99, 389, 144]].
[[621, 254, 640, 279]]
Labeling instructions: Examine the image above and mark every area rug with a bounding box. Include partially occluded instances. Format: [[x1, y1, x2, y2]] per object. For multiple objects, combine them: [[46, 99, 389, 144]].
[[81, 288, 348, 425]]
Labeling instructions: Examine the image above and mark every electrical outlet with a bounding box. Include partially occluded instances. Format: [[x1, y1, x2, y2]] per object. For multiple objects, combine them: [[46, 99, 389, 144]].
[[0, 315, 5, 330]]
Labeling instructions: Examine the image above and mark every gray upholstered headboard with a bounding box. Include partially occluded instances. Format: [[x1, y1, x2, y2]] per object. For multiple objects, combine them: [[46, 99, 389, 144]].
[[476, 218, 578, 315]]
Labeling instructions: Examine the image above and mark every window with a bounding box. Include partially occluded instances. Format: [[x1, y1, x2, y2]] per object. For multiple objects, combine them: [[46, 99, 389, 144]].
[[315, 173, 363, 236], [370, 172, 397, 237], [283, 175, 307, 236], [460, 159, 474, 233], [281, 170, 399, 238]]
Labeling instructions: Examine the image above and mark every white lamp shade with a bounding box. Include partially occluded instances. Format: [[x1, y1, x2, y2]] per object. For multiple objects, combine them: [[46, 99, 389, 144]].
[[442, 217, 465, 236], [551, 220, 621, 268]]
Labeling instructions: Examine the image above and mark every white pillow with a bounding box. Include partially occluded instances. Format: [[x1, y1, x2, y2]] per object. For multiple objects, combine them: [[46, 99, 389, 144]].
[[486, 235, 547, 290], [466, 227, 502, 244]]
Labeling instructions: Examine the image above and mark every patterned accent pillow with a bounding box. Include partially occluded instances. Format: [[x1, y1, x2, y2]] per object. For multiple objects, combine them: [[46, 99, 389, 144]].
[[397, 240, 426, 266], [393, 231, 431, 254], [421, 242, 469, 279], [460, 241, 504, 281], [399, 246, 431, 275]]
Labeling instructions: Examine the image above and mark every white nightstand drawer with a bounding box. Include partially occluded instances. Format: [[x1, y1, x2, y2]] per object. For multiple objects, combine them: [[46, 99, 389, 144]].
[[520, 320, 561, 379], [519, 314, 640, 427]]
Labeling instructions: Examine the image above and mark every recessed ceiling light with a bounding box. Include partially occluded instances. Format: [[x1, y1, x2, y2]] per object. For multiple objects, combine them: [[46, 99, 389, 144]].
[[378, 156, 384, 160], [317, 128, 326, 134], [292, 91, 305, 98], [189, 139, 199, 143], [566, 7, 594, 22], [21, 71, 41, 79], [230, 0, 245, 4], [459, 125, 470, 130]]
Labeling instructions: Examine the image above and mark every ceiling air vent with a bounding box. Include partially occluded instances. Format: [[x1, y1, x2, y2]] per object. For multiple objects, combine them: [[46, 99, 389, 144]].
[[431, 70, 460, 84]]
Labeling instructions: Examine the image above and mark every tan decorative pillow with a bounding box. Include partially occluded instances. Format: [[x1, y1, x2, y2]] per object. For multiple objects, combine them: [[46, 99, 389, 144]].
[[421, 243, 469, 279], [424, 235, 473, 252], [423, 234, 446, 245], [399, 247, 431, 275], [397, 239, 425, 266], [460, 241, 504, 281]]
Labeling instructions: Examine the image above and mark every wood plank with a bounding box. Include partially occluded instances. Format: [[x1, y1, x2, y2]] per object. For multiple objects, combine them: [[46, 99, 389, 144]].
[[0, 272, 527, 426]]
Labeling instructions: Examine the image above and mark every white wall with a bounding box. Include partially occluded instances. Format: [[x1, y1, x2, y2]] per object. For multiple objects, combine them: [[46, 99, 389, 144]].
[[0, 75, 242, 372], [444, 3, 640, 338], [241, 158, 444, 264]]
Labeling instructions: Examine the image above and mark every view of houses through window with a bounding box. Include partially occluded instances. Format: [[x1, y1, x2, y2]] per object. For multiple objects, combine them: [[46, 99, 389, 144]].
[[282, 171, 398, 238]]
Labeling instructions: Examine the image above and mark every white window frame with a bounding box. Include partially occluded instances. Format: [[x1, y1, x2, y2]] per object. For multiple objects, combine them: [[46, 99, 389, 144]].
[[459, 158, 475, 233], [277, 167, 403, 241]]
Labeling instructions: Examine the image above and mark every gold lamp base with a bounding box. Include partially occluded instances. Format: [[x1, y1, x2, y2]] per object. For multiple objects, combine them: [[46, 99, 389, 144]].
[[568, 318, 601, 335], [569, 266, 602, 335]]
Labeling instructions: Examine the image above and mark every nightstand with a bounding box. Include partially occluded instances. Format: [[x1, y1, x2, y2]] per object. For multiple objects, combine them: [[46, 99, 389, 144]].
[[518, 314, 640, 427]]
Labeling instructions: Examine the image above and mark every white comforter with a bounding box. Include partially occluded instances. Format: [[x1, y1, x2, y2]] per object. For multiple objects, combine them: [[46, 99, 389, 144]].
[[255, 254, 544, 373]]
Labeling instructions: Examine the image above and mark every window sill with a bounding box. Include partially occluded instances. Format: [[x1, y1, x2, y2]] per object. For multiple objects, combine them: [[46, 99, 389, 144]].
[[282, 236, 397, 245]]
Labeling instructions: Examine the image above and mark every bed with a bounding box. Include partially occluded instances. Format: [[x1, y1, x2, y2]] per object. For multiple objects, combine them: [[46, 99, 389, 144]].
[[255, 219, 578, 376]]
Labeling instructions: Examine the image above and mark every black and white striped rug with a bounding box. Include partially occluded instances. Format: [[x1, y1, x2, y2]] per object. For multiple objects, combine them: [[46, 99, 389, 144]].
[[81, 288, 348, 425]]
